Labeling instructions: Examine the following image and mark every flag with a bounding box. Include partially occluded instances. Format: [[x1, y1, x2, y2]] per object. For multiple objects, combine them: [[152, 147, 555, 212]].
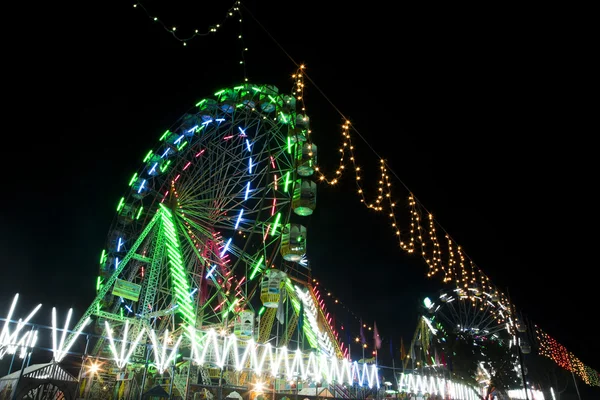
[[360, 319, 366, 344], [373, 322, 382, 349], [400, 337, 407, 361]]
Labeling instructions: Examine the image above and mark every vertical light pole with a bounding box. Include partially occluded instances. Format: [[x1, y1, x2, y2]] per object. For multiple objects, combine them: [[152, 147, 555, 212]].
[[75, 334, 90, 398]]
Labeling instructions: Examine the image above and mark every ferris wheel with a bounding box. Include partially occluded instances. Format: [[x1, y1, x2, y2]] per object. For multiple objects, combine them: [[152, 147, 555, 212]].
[[424, 286, 510, 342], [70, 83, 325, 397]]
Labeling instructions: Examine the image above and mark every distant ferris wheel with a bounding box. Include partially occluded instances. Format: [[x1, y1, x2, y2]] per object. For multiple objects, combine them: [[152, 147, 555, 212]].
[[424, 286, 510, 341]]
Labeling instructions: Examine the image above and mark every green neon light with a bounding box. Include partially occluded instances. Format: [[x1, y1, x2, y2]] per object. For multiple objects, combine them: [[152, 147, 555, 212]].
[[116, 197, 125, 212], [288, 289, 318, 349], [159, 130, 170, 141], [284, 278, 294, 291], [214, 89, 225, 97], [135, 206, 143, 220], [96, 276, 102, 291], [128, 173, 138, 187], [249, 255, 264, 280], [258, 306, 266, 316], [252, 86, 262, 92], [279, 112, 288, 124], [233, 85, 244, 90], [284, 172, 291, 192], [287, 137, 292, 154], [161, 160, 171, 172], [227, 299, 238, 313], [100, 249, 107, 265], [271, 213, 282, 236], [196, 99, 207, 107], [159, 204, 196, 327], [178, 141, 188, 151], [143, 150, 153, 162]]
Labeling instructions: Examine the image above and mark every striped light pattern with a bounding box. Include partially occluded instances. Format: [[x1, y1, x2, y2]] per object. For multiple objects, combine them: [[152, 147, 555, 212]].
[[188, 327, 379, 388], [160, 204, 196, 326]]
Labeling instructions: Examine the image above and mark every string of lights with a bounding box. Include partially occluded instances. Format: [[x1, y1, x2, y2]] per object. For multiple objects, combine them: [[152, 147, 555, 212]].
[[132, 0, 242, 46], [292, 66, 599, 384], [536, 325, 600, 386], [292, 67, 505, 303]]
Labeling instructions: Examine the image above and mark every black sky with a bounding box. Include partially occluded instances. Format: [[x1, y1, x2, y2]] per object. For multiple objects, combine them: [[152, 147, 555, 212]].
[[0, 0, 597, 389]]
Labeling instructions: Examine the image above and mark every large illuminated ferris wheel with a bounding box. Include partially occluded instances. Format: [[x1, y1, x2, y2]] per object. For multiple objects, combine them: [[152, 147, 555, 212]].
[[64, 83, 367, 399]]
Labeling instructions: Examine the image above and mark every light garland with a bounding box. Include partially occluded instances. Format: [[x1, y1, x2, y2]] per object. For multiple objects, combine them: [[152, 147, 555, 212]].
[[536, 325, 600, 387], [292, 66, 599, 386], [132, 0, 242, 46], [292, 67, 501, 302]]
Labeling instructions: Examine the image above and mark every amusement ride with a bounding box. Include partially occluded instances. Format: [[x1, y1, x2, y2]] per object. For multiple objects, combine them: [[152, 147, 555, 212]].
[[0, 1, 598, 400]]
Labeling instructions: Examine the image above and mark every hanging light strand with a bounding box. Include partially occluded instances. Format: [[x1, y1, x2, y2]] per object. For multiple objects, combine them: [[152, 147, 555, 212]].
[[132, 0, 242, 45], [289, 65, 600, 381]]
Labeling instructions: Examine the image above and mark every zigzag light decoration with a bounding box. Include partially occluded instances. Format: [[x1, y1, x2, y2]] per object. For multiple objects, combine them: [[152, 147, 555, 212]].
[[1, 329, 38, 360], [51, 307, 90, 362], [188, 327, 379, 388], [398, 372, 546, 400], [105, 320, 146, 369], [149, 328, 183, 374], [0, 294, 42, 360]]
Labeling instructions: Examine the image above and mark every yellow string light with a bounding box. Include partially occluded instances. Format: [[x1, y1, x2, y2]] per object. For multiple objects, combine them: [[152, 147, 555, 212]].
[[291, 64, 597, 385]]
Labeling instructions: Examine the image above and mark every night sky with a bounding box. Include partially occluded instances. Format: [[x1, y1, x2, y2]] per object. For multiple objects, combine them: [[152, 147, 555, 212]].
[[1, 0, 597, 393]]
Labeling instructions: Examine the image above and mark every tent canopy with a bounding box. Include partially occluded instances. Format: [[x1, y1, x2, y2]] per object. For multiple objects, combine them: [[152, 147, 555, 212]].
[[0, 363, 77, 382], [0, 362, 79, 400]]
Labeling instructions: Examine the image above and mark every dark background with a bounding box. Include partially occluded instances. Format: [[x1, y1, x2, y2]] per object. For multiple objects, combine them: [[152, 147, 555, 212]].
[[0, 0, 597, 396]]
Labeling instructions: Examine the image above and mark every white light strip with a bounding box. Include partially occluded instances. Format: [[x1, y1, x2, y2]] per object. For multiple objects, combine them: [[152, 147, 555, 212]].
[[105, 320, 146, 369], [0, 294, 42, 360], [188, 327, 379, 388], [295, 286, 335, 357], [149, 328, 183, 374], [51, 308, 91, 363], [398, 373, 545, 400]]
